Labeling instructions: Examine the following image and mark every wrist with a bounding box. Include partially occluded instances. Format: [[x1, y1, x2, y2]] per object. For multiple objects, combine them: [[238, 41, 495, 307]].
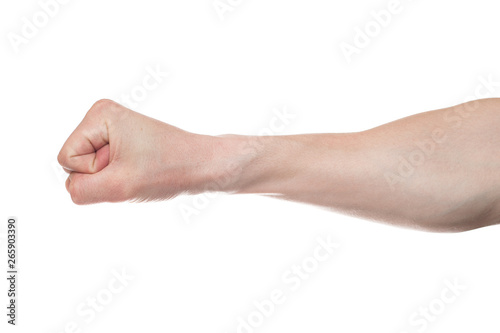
[[207, 134, 296, 195], [197, 134, 256, 194]]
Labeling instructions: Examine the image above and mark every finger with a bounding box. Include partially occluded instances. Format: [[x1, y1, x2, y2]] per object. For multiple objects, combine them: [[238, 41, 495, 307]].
[[58, 106, 110, 174], [65, 175, 71, 192], [63, 144, 110, 174], [66, 167, 127, 204]]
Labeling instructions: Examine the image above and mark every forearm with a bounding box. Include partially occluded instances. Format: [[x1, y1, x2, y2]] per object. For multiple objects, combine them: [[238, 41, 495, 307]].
[[58, 98, 500, 232], [216, 99, 500, 232]]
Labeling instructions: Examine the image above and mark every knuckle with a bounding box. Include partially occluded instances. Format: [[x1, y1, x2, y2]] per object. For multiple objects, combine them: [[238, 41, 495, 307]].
[[89, 99, 126, 122], [89, 99, 119, 116], [71, 195, 84, 205], [57, 151, 66, 166], [70, 190, 84, 205], [92, 98, 114, 109], [69, 177, 85, 205]]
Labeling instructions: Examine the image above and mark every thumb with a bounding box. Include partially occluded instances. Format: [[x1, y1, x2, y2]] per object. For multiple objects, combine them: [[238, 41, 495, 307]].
[[58, 101, 111, 174], [66, 166, 127, 204]]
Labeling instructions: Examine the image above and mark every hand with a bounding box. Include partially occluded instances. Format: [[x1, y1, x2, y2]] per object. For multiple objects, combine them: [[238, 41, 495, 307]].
[[57, 99, 230, 204]]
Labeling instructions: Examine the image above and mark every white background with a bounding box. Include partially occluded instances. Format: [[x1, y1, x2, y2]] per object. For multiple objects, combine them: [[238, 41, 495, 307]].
[[1, 0, 500, 332]]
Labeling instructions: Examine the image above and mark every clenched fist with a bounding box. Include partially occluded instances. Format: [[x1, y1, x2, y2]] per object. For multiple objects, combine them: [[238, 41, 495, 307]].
[[57, 100, 241, 204]]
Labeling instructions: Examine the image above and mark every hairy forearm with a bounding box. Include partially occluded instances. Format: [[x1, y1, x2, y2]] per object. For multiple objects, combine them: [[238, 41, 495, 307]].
[[216, 98, 500, 232]]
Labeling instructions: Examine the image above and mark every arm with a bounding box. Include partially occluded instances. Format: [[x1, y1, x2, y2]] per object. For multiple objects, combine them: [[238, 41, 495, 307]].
[[58, 98, 500, 232]]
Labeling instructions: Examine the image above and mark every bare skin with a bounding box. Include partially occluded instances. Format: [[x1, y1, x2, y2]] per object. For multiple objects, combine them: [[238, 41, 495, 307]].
[[58, 98, 500, 232]]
